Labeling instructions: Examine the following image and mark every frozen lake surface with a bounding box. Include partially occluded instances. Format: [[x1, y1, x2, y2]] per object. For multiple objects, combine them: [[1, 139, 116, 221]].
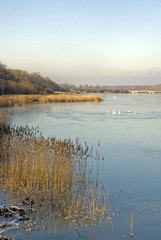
[[1, 93, 161, 240]]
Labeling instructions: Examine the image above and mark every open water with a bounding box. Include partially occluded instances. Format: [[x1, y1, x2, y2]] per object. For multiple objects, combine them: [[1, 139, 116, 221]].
[[1, 93, 161, 240]]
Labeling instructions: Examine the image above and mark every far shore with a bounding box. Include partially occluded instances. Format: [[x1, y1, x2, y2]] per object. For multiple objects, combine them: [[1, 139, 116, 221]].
[[0, 93, 103, 107]]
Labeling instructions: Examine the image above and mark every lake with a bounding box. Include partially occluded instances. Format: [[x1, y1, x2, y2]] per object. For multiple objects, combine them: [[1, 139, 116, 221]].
[[1, 93, 161, 240]]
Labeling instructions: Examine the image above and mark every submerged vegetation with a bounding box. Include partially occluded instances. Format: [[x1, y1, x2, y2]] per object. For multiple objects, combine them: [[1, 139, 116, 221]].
[[0, 113, 110, 232], [0, 94, 102, 107]]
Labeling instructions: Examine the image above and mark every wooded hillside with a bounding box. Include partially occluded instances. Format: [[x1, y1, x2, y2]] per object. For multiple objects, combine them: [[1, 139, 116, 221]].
[[0, 62, 61, 94]]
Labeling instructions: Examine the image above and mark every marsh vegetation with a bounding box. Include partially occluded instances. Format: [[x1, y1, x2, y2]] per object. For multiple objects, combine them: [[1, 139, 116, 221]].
[[0, 113, 111, 239], [0, 94, 102, 107]]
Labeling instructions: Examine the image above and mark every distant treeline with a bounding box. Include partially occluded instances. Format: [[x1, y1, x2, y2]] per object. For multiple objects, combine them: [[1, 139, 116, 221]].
[[59, 83, 161, 93], [1, 61, 161, 95], [59, 83, 130, 93]]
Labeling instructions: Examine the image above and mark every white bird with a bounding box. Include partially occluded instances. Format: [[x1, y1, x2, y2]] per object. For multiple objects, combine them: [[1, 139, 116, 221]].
[[118, 110, 120, 114], [112, 111, 116, 114], [127, 110, 136, 114]]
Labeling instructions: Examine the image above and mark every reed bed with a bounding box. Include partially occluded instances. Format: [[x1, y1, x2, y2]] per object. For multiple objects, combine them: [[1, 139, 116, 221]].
[[0, 94, 102, 107], [0, 113, 10, 136], [0, 122, 110, 225]]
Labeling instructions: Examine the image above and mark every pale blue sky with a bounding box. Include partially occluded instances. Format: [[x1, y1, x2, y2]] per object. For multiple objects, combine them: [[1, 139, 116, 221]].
[[1, 0, 161, 85]]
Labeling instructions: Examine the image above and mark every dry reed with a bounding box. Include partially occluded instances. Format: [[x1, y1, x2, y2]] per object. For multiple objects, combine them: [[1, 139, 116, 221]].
[[0, 122, 110, 225], [0, 94, 102, 107], [130, 211, 134, 238], [0, 112, 10, 135]]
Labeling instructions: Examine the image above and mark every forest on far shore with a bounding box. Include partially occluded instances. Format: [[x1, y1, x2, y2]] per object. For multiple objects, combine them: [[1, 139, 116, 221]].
[[1, 62, 161, 95], [0, 62, 62, 95]]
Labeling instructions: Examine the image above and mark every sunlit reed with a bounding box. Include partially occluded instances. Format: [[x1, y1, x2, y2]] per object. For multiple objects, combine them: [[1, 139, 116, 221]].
[[0, 94, 102, 107], [0, 119, 110, 226], [130, 211, 134, 238]]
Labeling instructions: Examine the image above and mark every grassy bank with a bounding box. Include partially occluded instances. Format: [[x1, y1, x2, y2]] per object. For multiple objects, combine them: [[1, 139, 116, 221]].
[[0, 94, 103, 107]]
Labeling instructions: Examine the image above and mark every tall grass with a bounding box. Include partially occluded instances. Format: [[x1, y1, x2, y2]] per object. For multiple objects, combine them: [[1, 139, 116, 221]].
[[0, 112, 10, 135], [0, 123, 110, 225], [0, 94, 102, 107]]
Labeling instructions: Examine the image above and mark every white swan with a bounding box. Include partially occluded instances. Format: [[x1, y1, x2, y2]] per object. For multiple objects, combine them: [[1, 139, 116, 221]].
[[127, 110, 135, 114], [106, 110, 121, 115]]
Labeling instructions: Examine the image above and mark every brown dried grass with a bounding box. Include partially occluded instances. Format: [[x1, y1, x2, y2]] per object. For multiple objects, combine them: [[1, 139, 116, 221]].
[[0, 123, 110, 224], [0, 94, 103, 107]]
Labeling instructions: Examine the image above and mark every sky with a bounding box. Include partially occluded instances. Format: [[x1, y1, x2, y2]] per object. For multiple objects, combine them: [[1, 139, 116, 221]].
[[1, 0, 161, 86]]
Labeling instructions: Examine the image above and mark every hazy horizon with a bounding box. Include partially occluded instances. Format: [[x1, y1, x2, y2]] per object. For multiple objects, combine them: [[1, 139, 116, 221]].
[[1, 0, 161, 86]]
